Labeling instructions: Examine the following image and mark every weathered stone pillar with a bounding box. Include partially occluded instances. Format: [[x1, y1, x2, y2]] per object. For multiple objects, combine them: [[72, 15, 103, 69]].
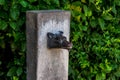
[[26, 10, 70, 80]]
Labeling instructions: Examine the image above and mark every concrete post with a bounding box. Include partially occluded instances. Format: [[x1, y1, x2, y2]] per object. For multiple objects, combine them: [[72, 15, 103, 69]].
[[26, 10, 70, 80]]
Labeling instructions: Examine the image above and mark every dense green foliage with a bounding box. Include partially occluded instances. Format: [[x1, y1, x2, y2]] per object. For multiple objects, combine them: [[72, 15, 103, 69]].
[[67, 0, 120, 80], [0, 0, 120, 80]]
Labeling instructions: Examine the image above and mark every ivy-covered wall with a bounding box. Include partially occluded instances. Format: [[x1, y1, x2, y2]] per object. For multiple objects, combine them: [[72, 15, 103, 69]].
[[0, 0, 120, 80]]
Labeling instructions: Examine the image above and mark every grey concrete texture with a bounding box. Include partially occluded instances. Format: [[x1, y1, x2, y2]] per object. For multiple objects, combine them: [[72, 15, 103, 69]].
[[26, 10, 70, 80]]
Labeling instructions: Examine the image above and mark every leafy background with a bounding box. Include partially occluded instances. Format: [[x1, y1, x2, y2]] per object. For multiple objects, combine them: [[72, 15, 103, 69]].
[[0, 0, 120, 80]]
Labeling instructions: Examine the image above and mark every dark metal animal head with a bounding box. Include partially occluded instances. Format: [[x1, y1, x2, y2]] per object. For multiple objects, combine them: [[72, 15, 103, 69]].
[[47, 31, 72, 50]]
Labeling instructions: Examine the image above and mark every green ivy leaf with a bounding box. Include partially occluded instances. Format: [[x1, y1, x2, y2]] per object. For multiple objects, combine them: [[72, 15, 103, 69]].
[[83, 5, 92, 17], [112, 5, 117, 14], [82, 26, 87, 31], [9, 22, 17, 30], [96, 73, 106, 80], [115, 0, 120, 6], [0, 19, 7, 30], [106, 64, 112, 73], [81, 60, 89, 68], [99, 63, 104, 70], [53, 0, 59, 6], [102, 14, 113, 20], [88, 10, 92, 17], [7, 67, 17, 76], [16, 67, 23, 76], [10, 5, 20, 20], [90, 19, 97, 28], [83, 5, 88, 16], [21, 42, 26, 52], [17, 17, 25, 28], [115, 67, 120, 77], [20, 0, 28, 7], [14, 59, 21, 65], [72, 32, 80, 42], [89, 0, 94, 3], [98, 18, 105, 30], [13, 32, 21, 42], [43, 0, 51, 5], [0, 0, 5, 5], [13, 76, 19, 80]]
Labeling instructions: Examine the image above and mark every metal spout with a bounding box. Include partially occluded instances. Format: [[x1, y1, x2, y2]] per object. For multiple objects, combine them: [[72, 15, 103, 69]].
[[47, 31, 72, 50]]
